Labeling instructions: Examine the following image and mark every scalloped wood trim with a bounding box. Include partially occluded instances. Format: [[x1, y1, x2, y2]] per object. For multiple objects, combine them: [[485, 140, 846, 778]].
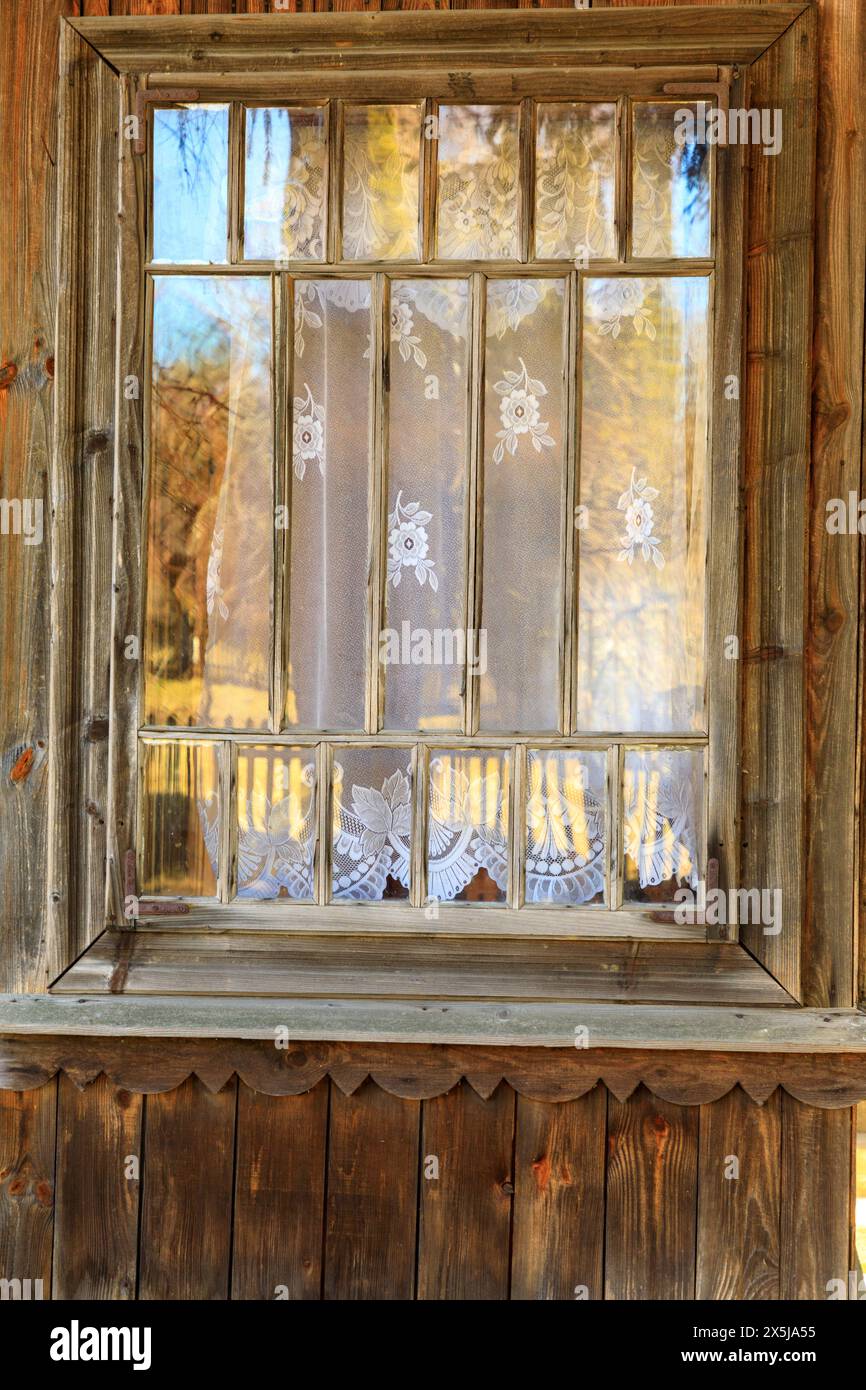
[[2, 1036, 865, 1108]]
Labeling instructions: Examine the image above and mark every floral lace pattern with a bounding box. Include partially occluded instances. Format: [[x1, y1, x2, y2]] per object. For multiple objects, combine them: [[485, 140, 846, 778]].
[[617, 467, 664, 569], [493, 358, 555, 464], [244, 108, 327, 262], [535, 104, 616, 261], [387, 491, 437, 591], [623, 753, 700, 892], [343, 106, 420, 261], [206, 526, 229, 620], [238, 762, 317, 901], [525, 751, 606, 905], [332, 765, 412, 900], [586, 279, 656, 339], [391, 296, 427, 369], [437, 106, 519, 260], [292, 383, 325, 480], [632, 103, 710, 259], [427, 755, 509, 901]]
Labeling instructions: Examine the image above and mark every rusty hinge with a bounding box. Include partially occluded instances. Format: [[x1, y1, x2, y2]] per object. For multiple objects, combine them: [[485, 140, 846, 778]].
[[647, 856, 720, 927], [124, 848, 190, 920], [133, 88, 200, 155]]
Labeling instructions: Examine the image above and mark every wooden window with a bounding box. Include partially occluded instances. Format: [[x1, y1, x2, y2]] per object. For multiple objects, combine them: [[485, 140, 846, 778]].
[[47, 8, 822, 1017], [122, 83, 739, 944]]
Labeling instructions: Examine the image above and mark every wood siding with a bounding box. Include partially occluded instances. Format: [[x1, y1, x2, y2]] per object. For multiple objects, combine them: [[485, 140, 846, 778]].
[[0, 1073, 856, 1300]]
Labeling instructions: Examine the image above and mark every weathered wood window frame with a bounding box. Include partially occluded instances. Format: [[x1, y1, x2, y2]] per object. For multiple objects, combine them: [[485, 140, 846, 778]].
[[44, 7, 827, 1028]]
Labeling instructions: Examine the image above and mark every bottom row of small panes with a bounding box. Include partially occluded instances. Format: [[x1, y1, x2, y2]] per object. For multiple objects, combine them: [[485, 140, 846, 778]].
[[138, 740, 704, 909]]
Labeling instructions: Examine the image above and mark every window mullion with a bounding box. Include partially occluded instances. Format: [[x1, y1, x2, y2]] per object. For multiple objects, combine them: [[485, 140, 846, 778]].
[[421, 97, 437, 262], [220, 739, 237, 905], [509, 743, 525, 910], [411, 743, 426, 909], [519, 96, 535, 265], [328, 99, 343, 263], [228, 100, 244, 264], [316, 741, 332, 905], [616, 95, 631, 263], [272, 271, 289, 735], [464, 270, 486, 737], [610, 743, 623, 911], [561, 270, 579, 736], [366, 273, 388, 735]]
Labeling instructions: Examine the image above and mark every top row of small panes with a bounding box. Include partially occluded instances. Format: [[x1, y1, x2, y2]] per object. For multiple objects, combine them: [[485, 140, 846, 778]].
[[151, 101, 711, 266]]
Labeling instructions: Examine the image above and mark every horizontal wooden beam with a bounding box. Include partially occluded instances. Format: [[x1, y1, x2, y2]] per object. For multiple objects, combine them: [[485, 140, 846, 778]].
[[148, 66, 722, 104], [2, 995, 862, 1054], [48, 930, 792, 1007], [69, 6, 808, 75]]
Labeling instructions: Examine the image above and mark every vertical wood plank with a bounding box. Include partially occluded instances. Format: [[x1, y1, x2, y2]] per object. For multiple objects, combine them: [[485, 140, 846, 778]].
[[780, 1095, 854, 1299], [324, 1080, 419, 1300], [232, 1081, 328, 1301], [511, 1088, 606, 1301], [0, 1083, 56, 1299], [696, 1086, 781, 1300], [106, 71, 146, 927], [139, 1076, 237, 1300], [740, 6, 818, 999], [0, 0, 73, 991], [52, 1074, 142, 1299], [805, 0, 866, 1009], [417, 1081, 514, 1300], [605, 1085, 699, 1300]]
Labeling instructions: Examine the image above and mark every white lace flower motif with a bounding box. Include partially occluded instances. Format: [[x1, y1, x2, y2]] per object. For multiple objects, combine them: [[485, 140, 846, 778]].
[[493, 358, 555, 464], [206, 526, 229, 621], [387, 490, 438, 591], [390, 299, 427, 369], [617, 467, 664, 568], [590, 279, 656, 339], [292, 383, 325, 480], [350, 771, 413, 858]]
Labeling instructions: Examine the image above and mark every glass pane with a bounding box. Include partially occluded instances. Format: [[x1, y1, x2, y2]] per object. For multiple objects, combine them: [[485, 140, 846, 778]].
[[577, 276, 709, 732], [152, 105, 229, 265], [525, 749, 607, 906], [140, 739, 220, 897], [479, 279, 567, 732], [622, 746, 703, 905], [535, 103, 616, 261], [383, 280, 470, 731], [427, 749, 510, 903], [286, 281, 372, 730], [145, 276, 273, 729], [331, 746, 413, 901], [437, 105, 520, 260], [244, 107, 327, 261], [632, 102, 710, 258], [342, 104, 421, 260], [236, 745, 317, 901]]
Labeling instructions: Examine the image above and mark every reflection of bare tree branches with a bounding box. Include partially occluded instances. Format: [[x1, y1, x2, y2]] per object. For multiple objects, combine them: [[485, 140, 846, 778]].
[[159, 107, 224, 198]]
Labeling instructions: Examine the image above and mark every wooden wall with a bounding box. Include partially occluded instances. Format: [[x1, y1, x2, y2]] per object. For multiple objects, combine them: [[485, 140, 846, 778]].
[[0, 1073, 855, 1300]]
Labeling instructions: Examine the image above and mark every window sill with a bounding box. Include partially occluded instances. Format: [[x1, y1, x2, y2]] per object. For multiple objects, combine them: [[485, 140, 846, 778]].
[[1, 991, 864, 1055], [49, 928, 793, 1008]]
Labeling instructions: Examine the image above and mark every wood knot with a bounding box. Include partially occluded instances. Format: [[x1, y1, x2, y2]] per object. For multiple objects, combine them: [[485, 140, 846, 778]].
[[0, 361, 17, 390], [85, 430, 110, 456]]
